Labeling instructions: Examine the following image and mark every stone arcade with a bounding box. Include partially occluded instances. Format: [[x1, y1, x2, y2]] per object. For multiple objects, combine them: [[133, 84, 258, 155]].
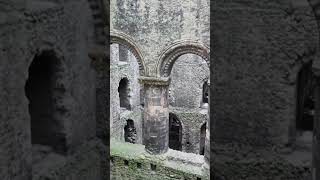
[[5, 0, 320, 180], [109, 0, 210, 179]]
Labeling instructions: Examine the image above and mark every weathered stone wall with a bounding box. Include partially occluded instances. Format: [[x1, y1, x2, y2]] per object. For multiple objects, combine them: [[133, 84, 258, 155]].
[[170, 107, 208, 154], [111, 140, 207, 180], [166, 54, 209, 154], [212, 0, 318, 179], [169, 54, 210, 108], [110, 0, 210, 177], [110, 0, 210, 76], [110, 44, 143, 143], [0, 0, 105, 179]]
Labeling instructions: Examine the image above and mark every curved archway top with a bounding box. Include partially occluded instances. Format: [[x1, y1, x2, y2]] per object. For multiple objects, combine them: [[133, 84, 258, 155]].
[[157, 40, 210, 77], [169, 113, 184, 131], [110, 30, 147, 76]]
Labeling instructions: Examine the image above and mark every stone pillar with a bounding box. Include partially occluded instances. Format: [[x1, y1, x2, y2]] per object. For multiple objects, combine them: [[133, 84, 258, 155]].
[[139, 76, 170, 154]]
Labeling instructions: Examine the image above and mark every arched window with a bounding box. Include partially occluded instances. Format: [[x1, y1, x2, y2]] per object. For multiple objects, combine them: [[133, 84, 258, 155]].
[[296, 61, 315, 132], [25, 50, 67, 154], [202, 81, 209, 104], [169, 113, 182, 151], [118, 78, 131, 110], [124, 119, 137, 144], [200, 123, 206, 155]]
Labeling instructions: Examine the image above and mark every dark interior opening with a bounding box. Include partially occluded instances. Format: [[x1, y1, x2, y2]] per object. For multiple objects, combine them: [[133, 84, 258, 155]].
[[25, 50, 66, 154], [124, 160, 129, 166], [150, 164, 156, 171], [200, 123, 206, 155], [202, 81, 209, 104], [169, 113, 182, 151], [137, 162, 142, 168], [124, 119, 137, 144], [118, 78, 131, 110], [296, 61, 315, 132]]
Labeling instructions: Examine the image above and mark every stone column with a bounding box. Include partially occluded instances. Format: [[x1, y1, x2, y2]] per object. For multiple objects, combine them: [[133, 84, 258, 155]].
[[139, 76, 170, 154]]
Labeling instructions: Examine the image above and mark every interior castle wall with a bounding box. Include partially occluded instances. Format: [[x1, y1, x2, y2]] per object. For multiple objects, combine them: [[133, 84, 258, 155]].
[[110, 44, 143, 144], [110, 0, 210, 76], [0, 0, 104, 179], [212, 0, 319, 179]]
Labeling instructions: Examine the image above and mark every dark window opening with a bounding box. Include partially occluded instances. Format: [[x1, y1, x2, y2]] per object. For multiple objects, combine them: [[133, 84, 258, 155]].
[[202, 81, 209, 104], [200, 123, 206, 155], [169, 113, 182, 151], [124, 160, 129, 166], [296, 61, 315, 132], [197, 178, 202, 180], [118, 78, 131, 110], [137, 162, 142, 168], [124, 119, 137, 144], [25, 50, 67, 154], [150, 164, 156, 171], [140, 86, 144, 107]]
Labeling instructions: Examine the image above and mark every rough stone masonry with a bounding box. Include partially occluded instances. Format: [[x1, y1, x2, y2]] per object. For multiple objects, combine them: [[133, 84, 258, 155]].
[[0, 0, 107, 179], [110, 0, 210, 179]]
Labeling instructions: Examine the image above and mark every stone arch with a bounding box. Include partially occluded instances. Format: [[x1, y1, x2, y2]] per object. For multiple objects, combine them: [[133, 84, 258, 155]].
[[157, 40, 210, 77], [110, 30, 147, 76]]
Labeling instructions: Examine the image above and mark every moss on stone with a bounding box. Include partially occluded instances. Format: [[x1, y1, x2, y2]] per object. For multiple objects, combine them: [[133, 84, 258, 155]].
[[110, 140, 209, 179]]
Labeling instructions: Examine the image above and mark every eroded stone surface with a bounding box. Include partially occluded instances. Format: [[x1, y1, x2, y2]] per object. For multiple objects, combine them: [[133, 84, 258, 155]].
[[0, 0, 106, 179]]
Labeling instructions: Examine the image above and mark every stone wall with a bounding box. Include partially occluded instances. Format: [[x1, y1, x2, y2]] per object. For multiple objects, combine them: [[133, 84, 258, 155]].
[[170, 107, 208, 154], [110, 44, 143, 143], [111, 140, 207, 180], [110, 0, 210, 178], [169, 54, 210, 108], [211, 0, 318, 179], [110, 0, 210, 76], [0, 0, 105, 179]]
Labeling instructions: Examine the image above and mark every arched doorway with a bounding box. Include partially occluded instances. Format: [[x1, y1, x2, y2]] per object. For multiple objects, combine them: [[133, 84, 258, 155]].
[[296, 61, 315, 133], [169, 113, 182, 151], [124, 119, 137, 144], [25, 50, 67, 154], [200, 123, 206, 155], [202, 81, 209, 104], [118, 78, 131, 110], [294, 61, 315, 178]]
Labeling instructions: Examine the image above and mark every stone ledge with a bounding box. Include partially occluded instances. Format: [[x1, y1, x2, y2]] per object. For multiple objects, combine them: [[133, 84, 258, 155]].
[[111, 140, 209, 179]]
